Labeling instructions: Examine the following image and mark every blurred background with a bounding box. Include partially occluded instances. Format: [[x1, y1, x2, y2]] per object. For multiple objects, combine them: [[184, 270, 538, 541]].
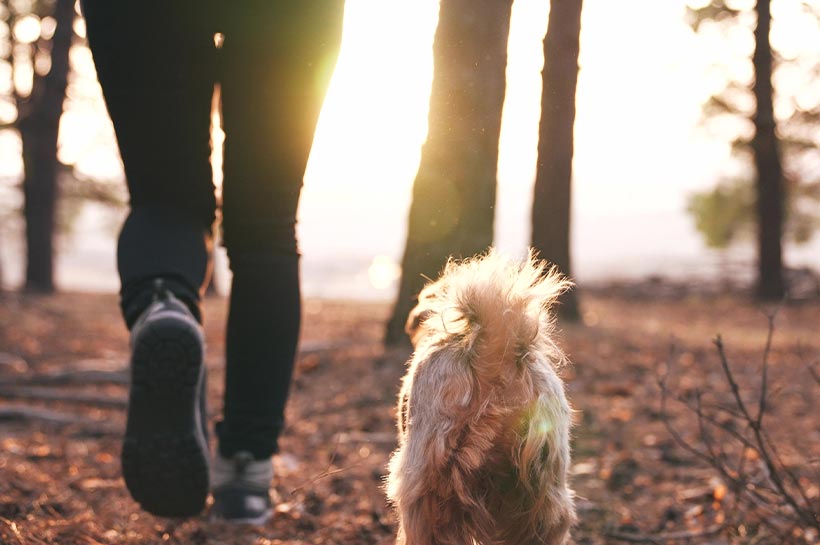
[[2, 3, 819, 542], [1, 0, 819, 302]]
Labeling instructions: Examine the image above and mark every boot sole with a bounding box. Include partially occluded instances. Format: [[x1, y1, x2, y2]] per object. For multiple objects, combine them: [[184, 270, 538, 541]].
[[122, 312, 209, 518]]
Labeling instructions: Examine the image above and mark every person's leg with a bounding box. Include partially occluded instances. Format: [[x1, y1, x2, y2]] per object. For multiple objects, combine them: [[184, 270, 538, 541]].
[[82, 0, 217, 517], [216, 0, 344, 460], [83, 1, 217, 324], [211, 1, 344, 520]]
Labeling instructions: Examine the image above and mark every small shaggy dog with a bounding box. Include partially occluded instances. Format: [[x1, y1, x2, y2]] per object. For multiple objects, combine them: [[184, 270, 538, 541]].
[[387, 250, 576, 545]]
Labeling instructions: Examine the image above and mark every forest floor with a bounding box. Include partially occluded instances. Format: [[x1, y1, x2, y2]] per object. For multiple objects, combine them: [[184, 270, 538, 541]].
[[0, 289, 817, 545]]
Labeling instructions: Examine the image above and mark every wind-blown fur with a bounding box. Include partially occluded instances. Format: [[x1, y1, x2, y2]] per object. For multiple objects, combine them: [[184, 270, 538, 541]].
[[387, 249, 576, 545]]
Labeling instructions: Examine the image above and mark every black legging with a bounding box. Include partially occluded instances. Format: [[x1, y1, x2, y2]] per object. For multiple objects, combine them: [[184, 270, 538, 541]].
[[82, 0, 345, 459]]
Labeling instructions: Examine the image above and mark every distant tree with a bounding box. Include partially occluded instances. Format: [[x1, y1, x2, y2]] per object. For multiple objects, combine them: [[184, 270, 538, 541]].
[[0, 183, 12, 291], [688, 178, 820, 251], [688, 179, 755, 250], [0, 223, 4, 291], [532, 0, 583, 320], [750, 0, 784, 299], [385, 0, 514, 345], [2, 0, 75, 292], [687, 1, 820, 299]]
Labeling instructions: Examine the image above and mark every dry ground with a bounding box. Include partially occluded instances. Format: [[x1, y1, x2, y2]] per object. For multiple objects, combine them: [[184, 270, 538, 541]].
[[0, 291, 817, 544]]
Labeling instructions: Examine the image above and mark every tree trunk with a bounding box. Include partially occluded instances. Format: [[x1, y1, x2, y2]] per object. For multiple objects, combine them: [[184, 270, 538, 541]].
[[751, 0, 784, 300], [532, 0, 583, 320], [20, 0, 74, 293], [385, 0, 514, 345]]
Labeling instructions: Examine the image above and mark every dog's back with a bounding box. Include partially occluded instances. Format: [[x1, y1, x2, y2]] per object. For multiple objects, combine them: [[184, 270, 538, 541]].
[[388, 250, 577, 545]]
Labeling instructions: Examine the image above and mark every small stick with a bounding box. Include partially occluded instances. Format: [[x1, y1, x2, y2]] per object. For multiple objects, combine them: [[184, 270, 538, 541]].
[[0, 386, 127, 409]]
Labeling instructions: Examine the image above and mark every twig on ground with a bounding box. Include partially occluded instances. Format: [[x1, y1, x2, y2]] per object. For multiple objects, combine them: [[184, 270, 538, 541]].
[[0, 405, 96, 425], [713, 331, 816, 531], [0, 352, 29, 373], [299, 340, 355, 356], [0, 368, 129, 387], [0, 517, 26, 545], [755, 312, 776, 431], [0, 386, 127, 409], [288, 433, 359, 495], [659, 316, 820, 543], [288, 466, 356, 495], [0, 405, 119, 435]]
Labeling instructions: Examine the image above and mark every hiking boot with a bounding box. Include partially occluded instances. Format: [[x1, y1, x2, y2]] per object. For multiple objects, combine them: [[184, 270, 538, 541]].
[[121, 279, 210, 518], [211, 451, 274, 524]]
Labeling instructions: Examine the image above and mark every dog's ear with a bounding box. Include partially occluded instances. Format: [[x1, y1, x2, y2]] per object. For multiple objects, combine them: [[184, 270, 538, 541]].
[[405, 306, 433, 344]]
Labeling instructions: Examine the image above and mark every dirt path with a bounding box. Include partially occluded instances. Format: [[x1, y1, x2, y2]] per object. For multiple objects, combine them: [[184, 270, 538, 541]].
[[0, 292, 817, 544]]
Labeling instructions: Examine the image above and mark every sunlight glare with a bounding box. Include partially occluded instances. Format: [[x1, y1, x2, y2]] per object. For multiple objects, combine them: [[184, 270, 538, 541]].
[[300, 0, 439, 259], [305, 1, 439, 198], [368, 254, 402, 290], [39, 16, 56, 40], [12, 14, 39, 44]]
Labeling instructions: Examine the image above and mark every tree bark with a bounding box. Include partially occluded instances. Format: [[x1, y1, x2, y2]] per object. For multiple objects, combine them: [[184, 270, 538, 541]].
[[20, 0, 74, 292], [385, 0, 514, 345], [0, 233, 4, 292], [751, 0, 784, 299], [532, 0, 583, 320]]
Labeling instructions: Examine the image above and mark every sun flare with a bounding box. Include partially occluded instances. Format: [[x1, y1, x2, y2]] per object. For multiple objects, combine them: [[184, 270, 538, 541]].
[[305, 1, 438, 199]]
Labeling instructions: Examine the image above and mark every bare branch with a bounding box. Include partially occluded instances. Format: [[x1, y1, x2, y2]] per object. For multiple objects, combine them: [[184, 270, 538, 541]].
[[713, 335, 755, 425], [756, 311, 777, 430], [657, 364, 713, 466], [287, 434, 360, 495], [719, 331, 817, 530], [662, 325, 820, 539]]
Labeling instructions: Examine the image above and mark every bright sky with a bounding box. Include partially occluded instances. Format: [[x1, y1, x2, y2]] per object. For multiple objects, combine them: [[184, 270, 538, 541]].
[[301, 0, 820, 289], [300, 0, 726, 284], [3, 0, 820, 294], [308, 0, 713, 213]]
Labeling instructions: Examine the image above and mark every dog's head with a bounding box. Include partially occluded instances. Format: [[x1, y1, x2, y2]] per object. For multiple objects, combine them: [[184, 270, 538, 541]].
[[404, 275, 470, 348], [404, 249, 572, 350]]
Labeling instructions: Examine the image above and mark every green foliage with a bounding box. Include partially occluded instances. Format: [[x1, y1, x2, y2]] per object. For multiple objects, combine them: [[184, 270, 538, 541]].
[[685, 1, 741, 31], [687, 0, 820, 251], [687, 180, 753, 249], [787, 180, 820, 243], [688, 178, 820, 249]]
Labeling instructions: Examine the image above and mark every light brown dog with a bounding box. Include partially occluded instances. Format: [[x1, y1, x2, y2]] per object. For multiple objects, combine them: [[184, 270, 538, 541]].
[[387, 250, 576, 545]]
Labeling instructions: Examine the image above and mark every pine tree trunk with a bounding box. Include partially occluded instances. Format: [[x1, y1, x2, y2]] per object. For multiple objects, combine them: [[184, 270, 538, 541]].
[[20, 0, 74, 293], [385, 0, 514, 345], [532, 0, 583, 320], [751, 0, 784, 300]]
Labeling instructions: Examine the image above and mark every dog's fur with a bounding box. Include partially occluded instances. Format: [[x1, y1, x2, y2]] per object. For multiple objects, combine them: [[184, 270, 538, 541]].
[[386, 250, 576, 545]]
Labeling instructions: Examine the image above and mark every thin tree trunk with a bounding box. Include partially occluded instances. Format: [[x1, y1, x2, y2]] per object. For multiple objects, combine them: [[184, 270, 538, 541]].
[[20, 0, 74, 293], [385, 0, 514, 345], [751, 0, 784, 300], [532, 0, 583, 320]]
